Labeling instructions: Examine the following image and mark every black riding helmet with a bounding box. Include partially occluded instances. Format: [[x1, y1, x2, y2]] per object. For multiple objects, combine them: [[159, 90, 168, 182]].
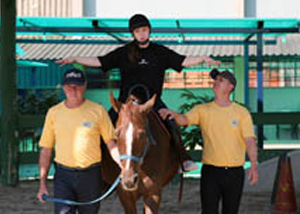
[[129, 14, 151, 32]]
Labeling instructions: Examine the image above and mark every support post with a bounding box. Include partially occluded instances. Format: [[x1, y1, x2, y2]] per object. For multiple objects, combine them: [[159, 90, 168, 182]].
[[233, 56, 245, 104], [0, 0, 19, 186], [244, 40, 250, 107], [256, 21, 264, 149]]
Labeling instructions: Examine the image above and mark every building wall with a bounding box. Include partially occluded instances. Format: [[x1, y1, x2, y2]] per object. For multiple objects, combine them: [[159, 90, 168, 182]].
[[13, 0, 300, 19], [257, 0, 300, 18], [8, 0, 300, 19], [89, 0, 300, 19], [94, 0, 244, 18], [16, 0, 83, 17]]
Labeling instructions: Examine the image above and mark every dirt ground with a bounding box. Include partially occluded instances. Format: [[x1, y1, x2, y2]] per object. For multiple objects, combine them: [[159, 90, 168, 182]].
[[0, 179, 282, 214]]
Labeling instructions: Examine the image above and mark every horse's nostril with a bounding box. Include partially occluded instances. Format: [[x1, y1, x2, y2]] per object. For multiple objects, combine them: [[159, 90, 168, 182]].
[[133, 174, 138, 183]]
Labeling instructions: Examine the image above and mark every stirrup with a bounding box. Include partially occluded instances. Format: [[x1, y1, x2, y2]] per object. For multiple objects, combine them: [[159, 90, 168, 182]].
[[179, 160, 198, 173]]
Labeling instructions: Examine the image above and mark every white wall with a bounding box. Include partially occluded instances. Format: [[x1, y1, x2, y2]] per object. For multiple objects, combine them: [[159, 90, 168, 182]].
[[16, 0, 83, 17], [257, 0, 300, 18], [93, 0, 244, 18], [83, 0, 300, 19]]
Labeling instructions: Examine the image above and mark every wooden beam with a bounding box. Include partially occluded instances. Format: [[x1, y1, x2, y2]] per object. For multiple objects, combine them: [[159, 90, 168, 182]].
[[251, 112, 300, 125], [0, 0, 18, 186]]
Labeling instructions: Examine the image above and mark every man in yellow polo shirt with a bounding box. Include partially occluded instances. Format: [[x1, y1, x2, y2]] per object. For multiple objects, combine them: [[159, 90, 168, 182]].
[[159, 69, 258, 214], [36, 68, 121, 214]]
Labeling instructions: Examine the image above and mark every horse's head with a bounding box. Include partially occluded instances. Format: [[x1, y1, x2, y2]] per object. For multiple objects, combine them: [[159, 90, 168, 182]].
[[110, 92, 156, 191]]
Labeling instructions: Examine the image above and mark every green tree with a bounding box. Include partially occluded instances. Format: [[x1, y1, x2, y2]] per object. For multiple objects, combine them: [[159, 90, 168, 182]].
[[178, 89, 213, 150], [17, 90, 60, 114]]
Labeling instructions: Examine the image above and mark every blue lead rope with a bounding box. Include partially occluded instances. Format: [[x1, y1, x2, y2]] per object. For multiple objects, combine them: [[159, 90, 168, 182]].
[[42, 176, 121, 206], [43, 137, 150, 206]]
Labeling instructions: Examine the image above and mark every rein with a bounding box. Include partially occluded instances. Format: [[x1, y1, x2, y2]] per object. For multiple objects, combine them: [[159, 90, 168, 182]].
[[42, 175, 121, 205]]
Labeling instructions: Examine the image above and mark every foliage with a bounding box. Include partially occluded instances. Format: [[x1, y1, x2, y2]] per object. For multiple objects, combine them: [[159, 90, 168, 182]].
[[178, 89, 213, 150], [16, 89, 61, 153], [17, 89, 60, 114]]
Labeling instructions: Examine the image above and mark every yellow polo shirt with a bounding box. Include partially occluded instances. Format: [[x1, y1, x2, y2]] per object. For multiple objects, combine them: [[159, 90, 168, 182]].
[[39, 100, 116, 168], [185, 101, 255, 167]]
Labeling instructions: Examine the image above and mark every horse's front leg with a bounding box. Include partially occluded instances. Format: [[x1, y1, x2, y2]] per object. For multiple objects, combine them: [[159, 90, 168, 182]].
[[143, 192, 162, 214], [118, 189, 139, 214]]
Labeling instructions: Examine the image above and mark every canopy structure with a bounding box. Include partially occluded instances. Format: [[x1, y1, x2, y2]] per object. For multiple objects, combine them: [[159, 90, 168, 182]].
[[14, 17, 300, 148], [1, 12, 300, 185], [16, 17, 300, 36], [16, 17, 300, 45], [16, 60, 48, 67]]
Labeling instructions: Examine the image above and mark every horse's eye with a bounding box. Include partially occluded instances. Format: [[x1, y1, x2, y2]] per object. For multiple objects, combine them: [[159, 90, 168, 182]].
[[137, 129, 146, 137]]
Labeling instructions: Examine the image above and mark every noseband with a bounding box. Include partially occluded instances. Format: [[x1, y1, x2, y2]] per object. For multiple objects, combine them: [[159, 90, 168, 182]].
[[119, 137, 150, 163]]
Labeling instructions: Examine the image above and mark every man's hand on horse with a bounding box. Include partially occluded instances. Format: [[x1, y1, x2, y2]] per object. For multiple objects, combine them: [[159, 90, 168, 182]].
[[159, 108, 175, 120]]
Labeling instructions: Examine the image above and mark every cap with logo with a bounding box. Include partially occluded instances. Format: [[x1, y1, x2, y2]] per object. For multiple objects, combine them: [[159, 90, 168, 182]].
[[210, 68, 237, 89], [62, 68, 86, 86]]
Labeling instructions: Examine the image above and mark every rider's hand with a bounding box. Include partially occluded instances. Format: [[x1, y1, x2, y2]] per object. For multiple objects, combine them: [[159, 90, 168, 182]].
[[56, 57, 76, 66], [203, 56, 221, 66]]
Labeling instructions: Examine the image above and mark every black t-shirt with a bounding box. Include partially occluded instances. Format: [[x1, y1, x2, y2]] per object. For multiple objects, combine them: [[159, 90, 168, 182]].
[[98, 42, 185, 100]]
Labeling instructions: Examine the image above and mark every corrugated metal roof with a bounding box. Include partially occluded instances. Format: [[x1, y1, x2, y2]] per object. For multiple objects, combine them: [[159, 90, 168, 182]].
[[17, 60, 71, 89], [17, 34, 300, 60]]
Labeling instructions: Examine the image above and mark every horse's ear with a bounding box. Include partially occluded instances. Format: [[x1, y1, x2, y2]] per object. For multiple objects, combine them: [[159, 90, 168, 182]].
[[140, 94, 156, 114], [110, 92, 122, 113]]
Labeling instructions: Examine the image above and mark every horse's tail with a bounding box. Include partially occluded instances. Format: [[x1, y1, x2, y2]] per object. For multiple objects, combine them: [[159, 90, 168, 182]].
[[178, 173, 184, 203]]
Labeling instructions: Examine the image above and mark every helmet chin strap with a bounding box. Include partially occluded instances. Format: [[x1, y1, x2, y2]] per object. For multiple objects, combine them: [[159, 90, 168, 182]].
[[135, 39, 150, 46]]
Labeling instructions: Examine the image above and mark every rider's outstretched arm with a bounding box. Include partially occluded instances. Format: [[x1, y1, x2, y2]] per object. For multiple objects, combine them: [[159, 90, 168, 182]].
[[182, 56, 221, 67], [56, 56, 101, 67]]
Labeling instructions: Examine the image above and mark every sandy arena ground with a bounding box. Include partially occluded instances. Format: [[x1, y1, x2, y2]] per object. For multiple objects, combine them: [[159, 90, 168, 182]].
[[0, 179, 283, 214]]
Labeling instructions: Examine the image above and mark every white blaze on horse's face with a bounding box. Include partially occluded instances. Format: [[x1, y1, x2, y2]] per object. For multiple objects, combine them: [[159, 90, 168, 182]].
[[125, 123, 134, 169]]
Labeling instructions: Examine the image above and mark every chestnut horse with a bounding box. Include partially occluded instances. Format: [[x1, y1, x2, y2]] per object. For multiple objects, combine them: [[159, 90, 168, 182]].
[[105, 93, 180, 214]]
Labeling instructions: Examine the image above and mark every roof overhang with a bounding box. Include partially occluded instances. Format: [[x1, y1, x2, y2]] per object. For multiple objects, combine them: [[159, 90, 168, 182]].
[[13, 17, 300, 45]]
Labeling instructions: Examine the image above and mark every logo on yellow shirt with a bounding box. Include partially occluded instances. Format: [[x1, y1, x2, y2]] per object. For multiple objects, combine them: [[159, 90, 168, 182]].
[[82, 121, 92, 128], [231, 120, 239, 127]]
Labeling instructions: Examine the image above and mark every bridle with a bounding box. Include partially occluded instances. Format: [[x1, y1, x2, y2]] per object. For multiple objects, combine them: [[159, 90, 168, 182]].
[[119, 137, 150, 163]]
